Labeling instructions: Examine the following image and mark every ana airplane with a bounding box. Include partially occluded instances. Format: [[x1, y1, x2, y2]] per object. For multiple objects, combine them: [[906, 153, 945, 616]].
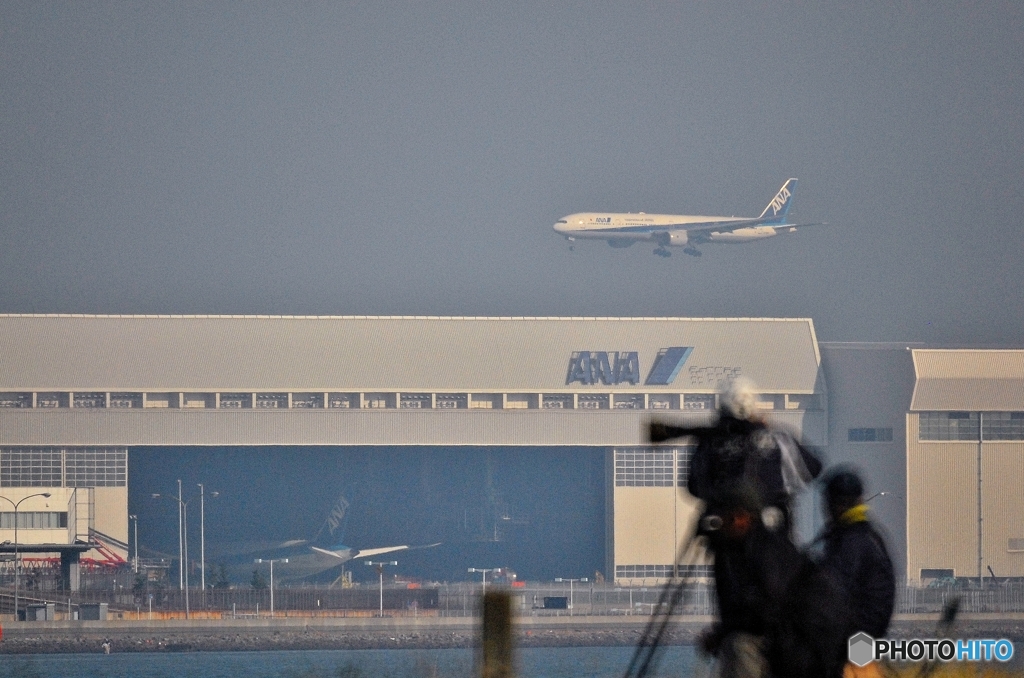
[[298, 493, 441, 571], [215, 493, 440, 583], [553, 178, 822, 258]]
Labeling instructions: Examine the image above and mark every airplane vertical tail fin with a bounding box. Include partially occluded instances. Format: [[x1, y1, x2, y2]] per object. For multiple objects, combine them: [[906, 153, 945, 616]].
[[757, 178, 797, 224], [313, 492, 351, 546]]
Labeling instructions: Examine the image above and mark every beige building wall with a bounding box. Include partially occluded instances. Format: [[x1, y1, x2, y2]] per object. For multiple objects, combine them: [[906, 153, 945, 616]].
[[979, 442, 1024, 578], [906, 350, 1024, 583], [906, 414, 979, 581], [0, 487, 73, 546], [92, 486, 129, 561], [615, 487, 680, 568], [612, 467, 704, 585], [0, 486, 128, 562], [907, 416, 1024, 582]]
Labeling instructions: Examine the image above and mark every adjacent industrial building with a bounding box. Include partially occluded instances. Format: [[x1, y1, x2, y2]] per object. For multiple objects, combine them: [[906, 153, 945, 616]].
[[906, 349, 1024, 583]]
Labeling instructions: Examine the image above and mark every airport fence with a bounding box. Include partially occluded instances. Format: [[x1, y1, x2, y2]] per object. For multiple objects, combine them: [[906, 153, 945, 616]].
[[9, 570, 1024, 617], [896, 583, 1024, 615]]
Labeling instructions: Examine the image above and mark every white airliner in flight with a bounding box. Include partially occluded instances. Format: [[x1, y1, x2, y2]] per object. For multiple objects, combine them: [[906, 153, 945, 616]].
[[553, 178, 821, 257]]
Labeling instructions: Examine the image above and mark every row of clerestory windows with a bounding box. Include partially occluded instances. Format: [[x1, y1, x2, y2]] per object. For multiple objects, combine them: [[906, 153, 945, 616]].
[[918, 411, 1024, 441], [0, 448, 126, 487], [0, 391, 819, 411]]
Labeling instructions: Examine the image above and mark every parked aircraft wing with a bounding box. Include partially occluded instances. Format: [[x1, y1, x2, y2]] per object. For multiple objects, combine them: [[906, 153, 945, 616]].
[[355, 545, 412, 559]]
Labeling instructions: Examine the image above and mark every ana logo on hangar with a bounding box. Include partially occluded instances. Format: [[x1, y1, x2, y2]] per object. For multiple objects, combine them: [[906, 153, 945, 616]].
[[566, 347, 694, 386]]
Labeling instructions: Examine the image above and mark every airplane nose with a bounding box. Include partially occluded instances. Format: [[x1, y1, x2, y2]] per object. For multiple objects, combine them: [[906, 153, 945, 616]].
[[553, 220, 568, 233]]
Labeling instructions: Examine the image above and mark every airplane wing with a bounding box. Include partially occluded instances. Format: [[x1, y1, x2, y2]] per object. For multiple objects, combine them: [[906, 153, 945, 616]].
[[278, 539, 309, 548], [657, 218, 760, 233], [358, 542, 442, 558], [678, 219, 828, 237], [310, 542, 441, 561], [209, 538, 310, 560], [311, 546, 356, 560], [354, 545, 412, 558]]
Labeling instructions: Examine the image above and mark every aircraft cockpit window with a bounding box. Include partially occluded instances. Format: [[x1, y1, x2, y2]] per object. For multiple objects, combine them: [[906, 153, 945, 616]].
[[556, 220, 567, 224]]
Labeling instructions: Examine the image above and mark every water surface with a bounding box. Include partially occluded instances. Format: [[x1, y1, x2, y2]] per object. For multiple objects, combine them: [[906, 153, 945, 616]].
[[0, 645, 701, 678]]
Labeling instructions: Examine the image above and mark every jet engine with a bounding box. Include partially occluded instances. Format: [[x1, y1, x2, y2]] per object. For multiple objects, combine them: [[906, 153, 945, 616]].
[[666, 231, 688, 246]]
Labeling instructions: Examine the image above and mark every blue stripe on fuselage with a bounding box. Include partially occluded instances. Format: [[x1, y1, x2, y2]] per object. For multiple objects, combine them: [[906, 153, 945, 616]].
[[578, 220, 756, 235]]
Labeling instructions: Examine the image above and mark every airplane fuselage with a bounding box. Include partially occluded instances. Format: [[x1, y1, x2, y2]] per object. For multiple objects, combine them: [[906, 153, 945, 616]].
[[554, 213, 784, 244]]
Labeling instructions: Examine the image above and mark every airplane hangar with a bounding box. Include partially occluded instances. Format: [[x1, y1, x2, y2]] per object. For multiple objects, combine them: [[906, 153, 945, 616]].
[[0, 314, 827, 586]]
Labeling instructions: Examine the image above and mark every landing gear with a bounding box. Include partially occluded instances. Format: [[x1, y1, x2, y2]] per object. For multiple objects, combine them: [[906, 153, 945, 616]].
[[653, 247, 672, 258], [683, 247, 702, 258]]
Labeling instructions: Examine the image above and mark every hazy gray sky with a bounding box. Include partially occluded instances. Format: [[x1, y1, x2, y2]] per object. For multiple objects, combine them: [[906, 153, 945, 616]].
[[2, 2, 1022, 344]]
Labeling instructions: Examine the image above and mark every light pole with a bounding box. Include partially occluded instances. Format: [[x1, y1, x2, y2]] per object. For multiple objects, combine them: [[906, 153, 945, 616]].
[[366, 560, 397, 617], [866, 491, 890, 503], [177, 480, 182, 588], [555, 577, 588, 616], [0, 492, 51, 620], [197, 484, 219, 592], [128, 514, 138, 574], [468, 567, 498, 596], [152, 491, 190, 619], [254, 558, 288, 617]]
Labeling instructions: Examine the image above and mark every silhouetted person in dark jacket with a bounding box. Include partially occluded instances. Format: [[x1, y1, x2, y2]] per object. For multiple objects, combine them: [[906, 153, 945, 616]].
[[650, 379, 822, 537], [818, 467, 896, 641], [649, 378, 828, 678]]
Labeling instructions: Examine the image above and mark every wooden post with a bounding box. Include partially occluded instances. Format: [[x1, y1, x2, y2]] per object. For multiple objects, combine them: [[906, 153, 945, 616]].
[[480, 591, 513, 678]]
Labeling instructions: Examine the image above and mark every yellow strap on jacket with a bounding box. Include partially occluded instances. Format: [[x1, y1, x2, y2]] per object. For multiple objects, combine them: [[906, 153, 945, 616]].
[[840, 504, 870, 525]]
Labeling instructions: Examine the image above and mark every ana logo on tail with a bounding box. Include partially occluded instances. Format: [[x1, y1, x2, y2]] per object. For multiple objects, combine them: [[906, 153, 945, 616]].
[[313, 493, 351, 543], [767, 186, 792, 215]]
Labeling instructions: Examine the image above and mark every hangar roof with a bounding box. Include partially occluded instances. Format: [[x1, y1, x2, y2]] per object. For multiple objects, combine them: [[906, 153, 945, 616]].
[[0, 315, 822, 393], [911, 349, 1024, 410]]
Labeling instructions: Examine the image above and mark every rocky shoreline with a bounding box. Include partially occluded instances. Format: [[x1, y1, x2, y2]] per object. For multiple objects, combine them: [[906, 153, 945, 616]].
[[0, 628, 698, 654]]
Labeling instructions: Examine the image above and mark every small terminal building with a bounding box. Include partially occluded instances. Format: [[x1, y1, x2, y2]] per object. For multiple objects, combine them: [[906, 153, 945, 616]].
[[0, 315, 828, 586]]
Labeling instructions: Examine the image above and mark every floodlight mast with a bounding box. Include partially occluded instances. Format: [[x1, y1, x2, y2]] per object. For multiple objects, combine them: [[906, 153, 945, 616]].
[[197, 484, 219, 593], [152, 488, 191, 618], [468, 567, 498, 595], [554, 577, 589, 616], [0, 492, 51, 619], [128, 514, 138, 574], [365, 560, 398, 617], [254, 558, 289, 616]]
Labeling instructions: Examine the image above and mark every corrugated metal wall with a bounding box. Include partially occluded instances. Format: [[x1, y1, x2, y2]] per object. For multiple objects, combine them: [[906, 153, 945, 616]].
[[906, 414, 979, 580], [979, 442, 1024, 578]]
